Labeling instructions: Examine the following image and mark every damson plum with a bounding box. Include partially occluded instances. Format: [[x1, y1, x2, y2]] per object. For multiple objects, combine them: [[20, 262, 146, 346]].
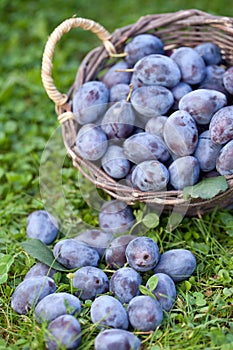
[[124, 34, 164, 66], [110, 267, 142, 304], [105, 235, 137, 269], [95, 329, 141, 350], [102, 61, 132, 88], [171, 46, 206, 85], [209, 106, 233, 144], [163, 110, 198, 156], [101, 145, 130, 179], [146, 273, 176, 312], [90, 295, 129, 329], [216, 140, 233, 175], [194, 130, 222, 172], [53, 239, 99, 269], [171, 82, 192, 110], [127, 295, 163, 331], [133, 54, 181, 88], [131, 160, 169, 192], [223, 66, 233, 95], [24, 262, 56, 280], [125, 237, 160, 272], [199, 65, 227, 95], [131, 85, 174, 118], [110, 83, 131, 102], [195, 42, 222, 65], [101, 101, 135, 140], [154, 249, 197, 282], [76, 123, 108, 161], [123, 132, 170, 164], [34, 292, 81, 323], [74, 229, 113, 257], [11, 276, 56, 314], [72, 81, 109, 124], [145, 116, 168, 139], [179, 89, 227, 125], [46, 315, 81, 350], [168, 156, 200, 190], [99, 200, 135, 234], [72, 266, 109, 300], [26, 210, 59, 245]]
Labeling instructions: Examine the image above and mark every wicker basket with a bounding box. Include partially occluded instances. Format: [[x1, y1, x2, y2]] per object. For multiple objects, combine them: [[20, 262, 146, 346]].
[[41, 9, 233, 216]]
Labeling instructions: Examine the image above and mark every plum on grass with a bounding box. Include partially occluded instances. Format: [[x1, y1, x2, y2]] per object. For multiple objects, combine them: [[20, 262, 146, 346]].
[[74, 229, 113, 257], [102, 61, 132, 88], [216, 139, 233, 175], [124, 33, 164, 66], [46, 314, 81, 350], [26, 210, 59, 245], [110, 267, 142, 304], [133, 54, 181, 88], [101, 145, 130, 179], [53, 239, 99, 269], [101, 101, 135, 140], [105, 235, 137, 269], [72, 81, 109, 125], [90, 295, 129, 329], [24, 262, 56, 279], [163, 110, 198, 156], [195, 42, 222, 65], [125, 237, 160, 272], [154, 248, 197, 282], [34, 292, 81, 323], [131, 160, 169, 192], [131, 85, 174, 118], [75, 123, 108, 161], [178, 89, 227, 125], [72, 266, 109, 300], [171, 46, 206, 85], [209, 105, 233, 144], [194, 130, 222, 172], [11, 276, 56, 314], [127, 295, 163, 331], [123, 131, 170, 164], [94, 329, 141, 350], [99, 200, 135, 234], [168, 156, 200, 190], [146, 273, 176, 312]]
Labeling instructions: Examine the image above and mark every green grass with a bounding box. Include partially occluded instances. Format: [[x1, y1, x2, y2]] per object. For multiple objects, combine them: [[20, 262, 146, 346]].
[[0, 0, 233, 349]]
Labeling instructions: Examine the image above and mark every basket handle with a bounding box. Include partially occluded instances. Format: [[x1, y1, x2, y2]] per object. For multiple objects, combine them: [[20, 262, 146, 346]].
[[41, 17, 116, 107]]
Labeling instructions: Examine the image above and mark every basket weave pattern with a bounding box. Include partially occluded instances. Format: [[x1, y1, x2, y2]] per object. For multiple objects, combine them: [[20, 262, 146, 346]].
[[42, 9, 233, 216]]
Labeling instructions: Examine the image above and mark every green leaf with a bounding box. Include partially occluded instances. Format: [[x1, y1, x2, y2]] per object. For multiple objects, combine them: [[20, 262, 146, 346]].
[[142, 213, 160, 228], [147, 275, 159, 291], [0, 254, 15, 284], [20, 239, 70, 272], [183, 176, 228, 200], [139, 285, 156, 299]]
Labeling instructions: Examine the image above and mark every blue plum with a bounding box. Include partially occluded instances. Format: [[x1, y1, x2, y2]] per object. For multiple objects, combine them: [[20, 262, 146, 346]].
[[11, 276, 56, 314], [168, 156, 200, 190], [110, 83, 131, 102], [146, 273, 176, 312], [209, 106, 233, 144], [102, 61, 132, 88], [53, 239, 99, 269], [105, 235, 137, 269], [74, 229, 113, 257], [154, 249, 196, 282], [195, 42, 222, 65], [101, 145, 131, 179], [46, 314, 81, 350], [125, 237, 160, 272], [223, 66, 233, 95], [75, 123, 108, 161], [216, 139, 233, 175], [110, 267, 142, 304], [127, 295, 163, 331], [34, 292, 81, 323], [24, 262, 56, 280], [72, 81, 109, 125], [90, 295, 129, 329], [26, 210, 59, 245], [72, 266, 109, 300], [95, 329, 141, 350], [145, 116, 168, 139]]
